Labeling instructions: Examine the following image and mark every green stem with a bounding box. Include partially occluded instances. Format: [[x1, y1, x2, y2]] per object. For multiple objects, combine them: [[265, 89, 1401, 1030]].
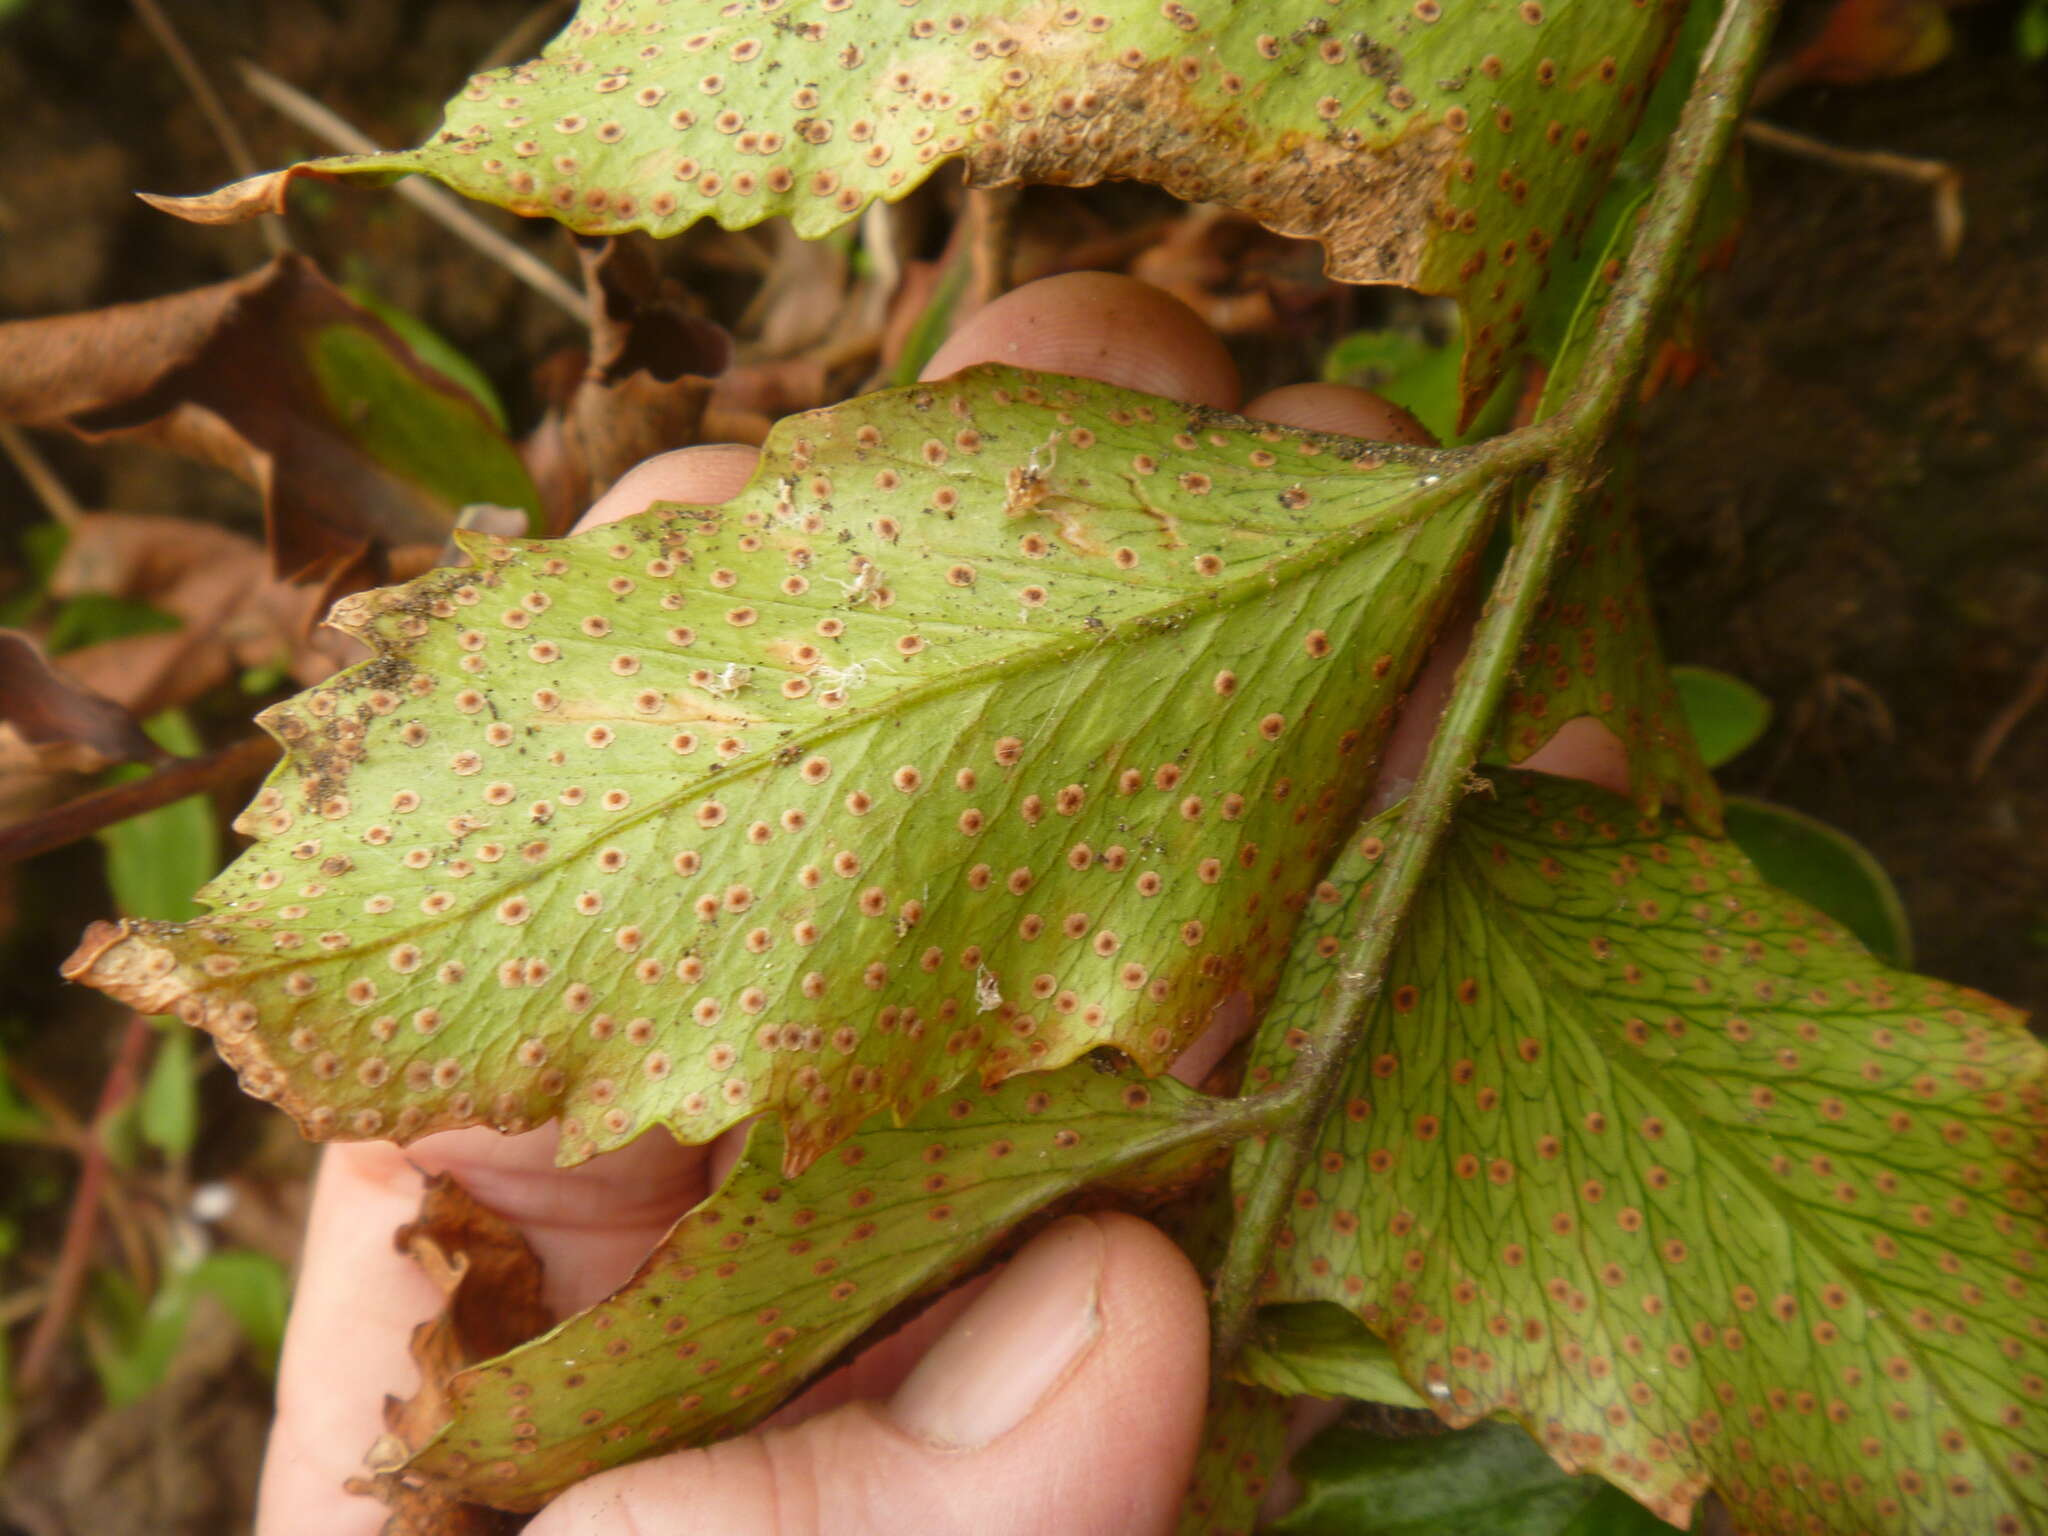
[[1206, 0, 1784, 1371], [1209, 466, 1581, 1362], [1549, 0, 1782, 459], [0, 734, 280, 869]]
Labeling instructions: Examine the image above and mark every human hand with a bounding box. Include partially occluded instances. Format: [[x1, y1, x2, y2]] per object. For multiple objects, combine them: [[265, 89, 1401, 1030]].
[[256, 272, 1628, 1536]]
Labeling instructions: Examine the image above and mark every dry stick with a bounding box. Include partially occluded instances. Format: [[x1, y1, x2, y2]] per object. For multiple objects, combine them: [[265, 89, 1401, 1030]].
[[15, 1013, 155, 1394], [1743, 118, 1964, 261], [235, 61, 587, 321], [1206, 0, 1787, 1371], [3, 1060, 88, 1149], [0, 734, 279, 868], [1968, 644, 2048, 783], [130, 0, 289, 257], [0, 423, 83, 527], [0, 1287, 51, 1330], [103, 1171, 163, 1304], [477, 0, 576, 71], [966, 186, 1023, 307]]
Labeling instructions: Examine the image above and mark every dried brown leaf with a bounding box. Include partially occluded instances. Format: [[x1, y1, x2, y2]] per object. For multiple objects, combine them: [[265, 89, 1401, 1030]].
[[581, 237, 731, 384], [37, 514, 367, 718], [351, 1174, 549, 1536], [0, 630, 164, 778], [48, 630, 232, 724], [0, 254, 537, 586], [523, 239, 727, 531]]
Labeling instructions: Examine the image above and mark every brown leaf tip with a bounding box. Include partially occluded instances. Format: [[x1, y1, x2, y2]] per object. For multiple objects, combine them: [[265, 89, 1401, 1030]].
[[137, 156, 415, 227], [62, 919, 193, 1015], [138, 171, 298, 226], [64, 919, 309, 1120], [363, 1435, 411, 1475]]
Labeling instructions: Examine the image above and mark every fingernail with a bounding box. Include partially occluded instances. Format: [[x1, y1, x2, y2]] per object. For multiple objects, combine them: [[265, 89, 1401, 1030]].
[[888, 1216, 1105, 1450]]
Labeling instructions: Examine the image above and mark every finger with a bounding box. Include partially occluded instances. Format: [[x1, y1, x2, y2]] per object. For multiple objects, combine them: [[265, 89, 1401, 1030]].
[[762, 1277, 993, 1425], [1242, 382, 1435, 446], [1368, 611, 1632, 817], [1521, 715, 1633, 795], [258, 1128, 713, 1536], [1263, 1398, 1348, 1525], [582, 274, 1241, 538], [922, 271, 1242, 409], [576, 442, 762, 532], [526, 1214, 1209, 1536]]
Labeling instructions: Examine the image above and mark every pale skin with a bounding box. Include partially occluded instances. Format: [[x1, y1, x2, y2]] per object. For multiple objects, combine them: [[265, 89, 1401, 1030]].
[[258, 272, 1628, 1536]]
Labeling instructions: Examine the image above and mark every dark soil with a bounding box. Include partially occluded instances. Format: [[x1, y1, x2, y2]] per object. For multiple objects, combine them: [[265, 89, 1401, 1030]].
[[1641, 54, 2048, 1017]]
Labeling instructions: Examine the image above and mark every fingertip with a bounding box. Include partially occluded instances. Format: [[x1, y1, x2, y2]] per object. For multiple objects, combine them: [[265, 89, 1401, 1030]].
[[1369, 612, 1636, 814], [1169, 989, 1254, 1089], [921, 271, 1241, 409], [574, 443, 762, 532], [1370, 611, 1472, 814], [260, 1125, 718, 1534], [528, 1214, 1209, 1536], [1521, 715, 1633, 798], [1243, 382, 1437, 445], [1089, 1211, 1211, 1389], [885, 1211, 1207, 1525]]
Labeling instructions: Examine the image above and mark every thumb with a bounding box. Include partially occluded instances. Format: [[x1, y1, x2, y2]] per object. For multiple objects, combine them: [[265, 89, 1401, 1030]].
[[524, 1214, 1210, 1536]]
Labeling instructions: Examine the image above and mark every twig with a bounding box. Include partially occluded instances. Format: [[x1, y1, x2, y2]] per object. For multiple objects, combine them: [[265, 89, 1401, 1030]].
[[1207, 0, 1785, 1369], [129, 0, 289, 257], [236, 61, 587, 321], [0, 1287, 51, 1330], [0, 733, 279, 868], [3, 1061, 88, 1150], [1968, 644, 2048, 783], [106, 1176, 163, 1301], [0, 423, 83, 527], [860, 202, 904, 300], [966, 186, 1022, 308], [15, 1014, 156, 1394], [1555, 0, 1780, 460], [1743, 118, 1963, 260], [477, 0, 575, 71]]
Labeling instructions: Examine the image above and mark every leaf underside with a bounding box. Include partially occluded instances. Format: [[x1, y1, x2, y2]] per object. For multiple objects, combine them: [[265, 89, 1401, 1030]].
[[1177, 1380, 1293, 1536], [1490, 448, 1720, 832], [1463, 84, 1723, 836], [1470, 0, 1729, 834], [1235, 769, 2048, 1535], [153, 0, 1687, 425], [389, 1058, 1215, 1509], [65, 366, 1489, 1174]]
